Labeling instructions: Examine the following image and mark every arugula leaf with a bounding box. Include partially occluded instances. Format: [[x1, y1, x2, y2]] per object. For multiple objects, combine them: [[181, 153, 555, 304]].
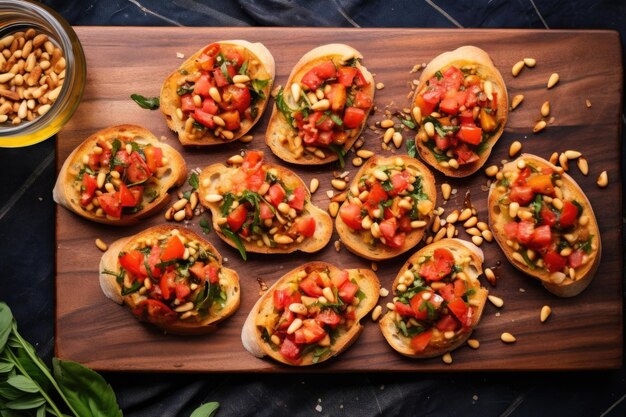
[[531, 194, 543, 222], [327, 144, 346, 169], [130, 94, 160, 110], [220, 193, 236, 216], [190, 402, 220, 417], [199, 219, 212, 234], [406, 138, 417, 158], [188, 172, 199, 190], [578, 236, 594, 254], [52, 359, 123, 417], [423, 139, 448, 162], [220, 226, 247, 261]]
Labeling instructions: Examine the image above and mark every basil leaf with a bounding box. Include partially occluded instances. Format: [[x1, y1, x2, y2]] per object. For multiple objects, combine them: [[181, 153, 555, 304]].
[[52, 359, 123, 417], [199, 219, 212, 234], [190, 402, 221, 417], [220, 226, 247, 261], [188, 172, 199, 190], [130, 94, 160, 110], [0, 302, 12, 352], [405, 138, 417, 158]]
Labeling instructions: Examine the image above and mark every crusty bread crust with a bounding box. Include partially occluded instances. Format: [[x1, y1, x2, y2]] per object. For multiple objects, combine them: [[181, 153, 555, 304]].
[[413, 46, 508, 177], [379, 239, 488, 358], [99, 225, 240, 335], [160, 40, 275, 146], [241, 261, 380, 365], [488, 154, 601, 297], [336, 155, 437, 260], [198, 156, 333, 255], [53, 124, 187, 226], [265, 44, 375, 165]]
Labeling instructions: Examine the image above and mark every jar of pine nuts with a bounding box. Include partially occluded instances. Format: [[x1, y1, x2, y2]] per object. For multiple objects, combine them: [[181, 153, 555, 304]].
[[0, 0, 85, 147]]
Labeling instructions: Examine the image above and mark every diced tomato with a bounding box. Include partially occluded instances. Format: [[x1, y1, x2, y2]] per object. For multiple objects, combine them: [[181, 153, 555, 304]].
[[226, 205, 248, 232], [189, 262, 219, 284], [339, 203, 363, 230], [175, 284, 191, 300], [314, 61, 337, 79], [161, 235, 185, 262], [398, 216, 412, 233], [434, 134, 450, 151], [97, 192, 122, 218], [200, 43, 220, 61], [410, 330, 433, 352], [514, 167, 531, 186], [268, 183, 286, 207], [143, 146, 163, 173], [354, 68, 369, 86], [438, 283, 455, 302], [289, 186, 306, 211], [544, 250, 567, 273], [299, 319, 326, 344], [414, 93, 436, 116], [343, 107, 366, 129], [192, 109, 215, 128], [327, 83, 346, 111], [317, 131, 333, 145], [455, 143, 480, 165], [220, 110, 241, 131], [331, 270, 349, 289], [133, 299, 176, 323], [159, 270, 175, 300], [385, 233, 406, 249], [509, 186, 534, 205], [354, 90, 372, 110], [300, 71, 322, 90], [465, 84, 481, 108], [568, 249, 585, 269], [439, 97, 459, 115], [145, 245, 162, 279], [194, 73, 214, 97], [273, 288, 301, 311], [245, 168, 265, 192], [316, 309, 341, 327], [80, 174, 98, 206], [559, 201, 579, 228], [455, 90, 468, 107], [540, 207, 557, 227], [87, 152, 100, 171], [308, 111, 334, 132], [278, 309, 295, 329], [223, 47, 244, 67], [531, 224, 552, 247], [447, 298, 469, 325], [379, 217, 397, 241], [389, 172, 409, 196], [259, 202, 274, 220], [517, 220, 535, 245], [180, 94, 196, 112], [338, 280, 359, 304], [418, 248, 455, 281], [299, 276, 324, 297], [394, 301, 414, 317], [213, 67, 231, 87], [367, 182, 388, 205], [479, 108, 497, 132], [442, 66, 463, 91], [293, 216, 316, 237], [279, 337, 301, 362], [527, 175, 554, 196], [459, 110, 474, 125], [457, 125, 482, 145], [117, 183, 135, 207], [436, 314, 459, 332], [201, 98, 219, 115], [453, 279, 466, 298], [337, 66, 357, 87], [223, 85, 251, 113], [504, 222, 518, 239], [411, 291, 443, 320], [242, 150, 263, 172], [119, 250, 144, 278], [124, 152, 150, 184]]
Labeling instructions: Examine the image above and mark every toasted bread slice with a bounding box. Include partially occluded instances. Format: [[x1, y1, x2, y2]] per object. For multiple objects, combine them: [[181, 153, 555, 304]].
[[412, 46, 508, 177], [160, 40, 275, 146], [99, 225, 240, 335], [488, 154, 601, 297], [336, 155, 437, 260], [241, 261, 380, 365], [198, 150, 332, 258], [379, 239, 488, 358], [265, 43, 375, 165], [53, 124, 186, 226]]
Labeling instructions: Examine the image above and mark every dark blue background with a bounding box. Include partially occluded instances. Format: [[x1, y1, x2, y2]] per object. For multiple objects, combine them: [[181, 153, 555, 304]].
[[1, 1, 624, 415]]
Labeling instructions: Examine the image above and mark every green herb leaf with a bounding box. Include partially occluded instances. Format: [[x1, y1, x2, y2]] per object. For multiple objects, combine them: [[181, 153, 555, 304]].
[[0, 302, 12, 352], [401, 119, 416, 129], [5, 394, 47, 410], [275, 88, 295, 128], [130, 94, 160, 110], [220, 226, 247, 261], [251, 79, 269, 99], [52, 358, 123, 417], [435, 70, 443, 80], [220, 62, 233, 84], [327, 144, 346, 169], [220, 193, 235, 216], [239, 60, 249, 75], [329, 113, 344, 126], [572, 200, 584, 217], [109, 139, 121, 171], [120, 280, 143, 296], [406, 138, 417, 158], [190, 402, 221, 417], [199, 219, 212, 234], [7, 375, 39, 393], [176, 84, 194, 96], [188, 172, 199, 190]]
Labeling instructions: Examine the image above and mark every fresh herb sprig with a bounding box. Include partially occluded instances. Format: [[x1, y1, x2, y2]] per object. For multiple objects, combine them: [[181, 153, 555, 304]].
[[130, 94, 160, 110]]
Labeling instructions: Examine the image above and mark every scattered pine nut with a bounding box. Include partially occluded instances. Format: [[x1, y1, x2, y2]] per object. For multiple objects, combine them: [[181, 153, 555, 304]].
[[511, 94, 524, 110], [392, 132, 403, 148], [540, 305, 552, 323], [533, 120, 547, 133], [471, 235, 484, 246], [442, 353, 453, 364], [467, 339, 480, 349], [558, 153, 569, 171], [509, 141, 522, 157], [240, 134, 254, 143], [577, 157, 589, 176], [371, 262, 378, 271], [500, 332, 516, 343], [441, 183, 451, 200], [512, 61, 525, 77], [356, 149, 374, 159], [371, 305, 382, 321], [95, 238, 108, 252], [331, 179, 347, 191], [597, 171, 608, 188], [547, 73, 560, 89], [379, 287, 389, 297], [380, 119, 394, 128], [488, 295, 504, 308], [564, 150, 581, 160], [523, 58, 536, 67], [376, 82, 385, 90], [585, 99, 592, 108], [484, 268, 496, 286], [540, 101, 550, 117], [310, 178, 319, 193], [484, 165, 498, 177], [173, 209, 186, 222], [334, 240, 341, 252], [549, 152, 559, 165], [352, 157, 363, 167]]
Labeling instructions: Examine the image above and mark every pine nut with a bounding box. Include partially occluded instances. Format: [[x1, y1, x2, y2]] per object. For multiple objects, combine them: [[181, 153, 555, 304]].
[[290, 82, 301, 101], [376, 82, 385, 90], [227, 154, 244, 165], [547, 73, 560, 89], [559, 153, 569, 171], [288, 303, 308, 315], [424, 122, 435, 137], [488, 295, 504, 308], [533, 120, 546, 133], [511, 94, 524, 110], [467, 339, 480, 349], [484, 80, 493, 101], [209, 87, 221, 102], [232, 74, 249, 84], [371, 305, 382, 321], [509, 141, 522, 157], [484, 165, 498, 177], [512, 61, 524, 77], [373, 170, 389, 181], [356, 149, 374, 159], [310, 178, 319, 193], [564, 150, 581, 159], [471, 235, 483, 246], [442, 353, 453, 364], [597, 171, 608, 188], [173, 210, 186, 221], [204, 194, 223, 203], [500, 332, 516, 343], [331, 179, 347, 191], [287, 318, 303, 334], [380, 119, 394, 128], [577, 157, 589, 176], [240, 134, 254, 143], [412, 106, 422, 123], [328, 202, 339, 218], [441, 183, 451, 200], [410, 220, 427, 228], [540, 101, 550, 117], [540, 305, 552, 323], [392, 132, 403, 148], [523, 58, 536, 67], [352, 157, 363, 167], [311, 99, 330, 111], [446, 210, 459, 224], [463, 216, 478, 228], [95, 238, 108, 251], [579, 215, 589, 226], [274, 234, 294, 245], [484, 268, 496, 286], [466, 227, 481, 236]]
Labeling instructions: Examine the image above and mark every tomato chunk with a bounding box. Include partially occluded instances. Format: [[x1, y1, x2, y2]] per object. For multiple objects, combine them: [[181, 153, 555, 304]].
[[337, 66, 357, 87], [527, 174, 555, 196], [509, 186, 534, 205], [342, 107, 366, 129], [289, 186, 306, 211], [97, 192, 122, 218], [457, 125, 482, 145], [161, 235, 185, 262], [293, 216, 316, 238], [418, 248, 455, 281], [338, 281, 359, 304], [447, 298, 469, 327], [531, 225, 552, 247], [80, 174, 98, 206], [410, 330, 432, 352], [268, 183, 286, 207], [439, 97, 459, 115], [516, 220, 535, 245], [316, 309, 341, 328], [559, 201, 579, 228], [119, 250, 144, 278], [299, 276, 324, 297], [339, 203, 363, 230], [280, 337, 301, 362], [227, 205, 248, 232], [544, 251, 567, 273]]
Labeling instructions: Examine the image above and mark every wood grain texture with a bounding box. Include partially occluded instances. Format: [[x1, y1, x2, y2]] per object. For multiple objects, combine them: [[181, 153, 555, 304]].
[[55, 27, 623, 372]]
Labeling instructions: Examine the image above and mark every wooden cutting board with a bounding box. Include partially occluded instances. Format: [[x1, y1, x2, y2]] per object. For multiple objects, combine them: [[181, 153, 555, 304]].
[[55, 27, 623, 372]]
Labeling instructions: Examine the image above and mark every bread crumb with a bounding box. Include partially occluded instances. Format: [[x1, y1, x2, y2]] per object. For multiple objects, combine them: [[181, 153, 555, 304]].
[[315, 404, 322, 412]]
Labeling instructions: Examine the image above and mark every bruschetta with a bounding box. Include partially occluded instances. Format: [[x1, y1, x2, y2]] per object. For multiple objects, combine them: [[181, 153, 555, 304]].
[[336, 155, 437, 260], [241, 262, 380, 365], [99, 225, 240, 334], [379, 239, 488, 358], [160, 40, 275, 146], [265, 44, 375, 165], [412, 46, 508, 177], [198, 150, 333, 259], [53, 124, 187, 225], [488, 154, 601, 297]]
